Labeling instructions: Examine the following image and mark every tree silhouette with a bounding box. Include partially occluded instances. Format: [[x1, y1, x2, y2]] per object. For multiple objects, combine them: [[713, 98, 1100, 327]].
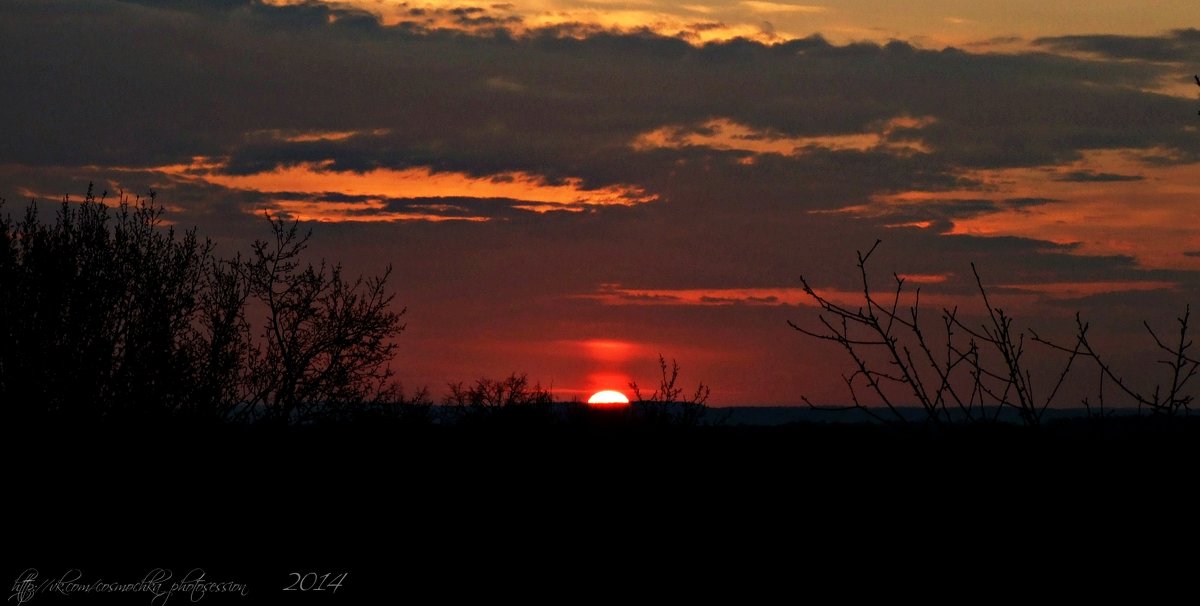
[[236, 215, 405, 424], [0, 186, 212, 422], [0, 186, 406, 425], [791, 241, 1079, 426]]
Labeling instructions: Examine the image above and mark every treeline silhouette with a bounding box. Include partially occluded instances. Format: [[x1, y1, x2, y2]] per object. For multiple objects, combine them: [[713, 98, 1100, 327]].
[[0, 187, 722, 429], [2, 186, 1194, 438]]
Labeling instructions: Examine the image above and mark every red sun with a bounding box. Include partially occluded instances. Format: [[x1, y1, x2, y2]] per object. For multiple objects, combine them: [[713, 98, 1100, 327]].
[[587, 390, 630, 406]]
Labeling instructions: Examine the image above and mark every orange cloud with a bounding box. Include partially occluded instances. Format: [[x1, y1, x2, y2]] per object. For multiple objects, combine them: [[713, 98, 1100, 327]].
[[931, 149, 1195, 268], [151, 158, 656, 221], [632, 116, 935, 156], [739, 2, 828, 14], [262, 0, 795, 44], [265, 0, 1200, 51], [836, 148, 1200, 270]]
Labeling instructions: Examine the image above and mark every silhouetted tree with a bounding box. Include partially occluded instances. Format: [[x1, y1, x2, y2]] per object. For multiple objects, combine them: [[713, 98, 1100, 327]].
[[190, 250, 255, 419], [0, 186, 407, 425], [0, 186, 213, 422], [236, 215, 405, 424]]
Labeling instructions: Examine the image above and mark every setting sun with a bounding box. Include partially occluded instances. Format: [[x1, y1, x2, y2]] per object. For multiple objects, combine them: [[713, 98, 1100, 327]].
[[587, 390, 630, 406]]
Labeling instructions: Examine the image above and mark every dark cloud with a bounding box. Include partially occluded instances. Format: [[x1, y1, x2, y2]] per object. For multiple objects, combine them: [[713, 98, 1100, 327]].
[[1003, 197, 1060, 209], [270, 194, 594, 220], [967, 36, 1023, 47], [862, 198, 1003, 224], [833, 197, 1063, 231], [4, 0, 1195, 179], [1054, 171, 1144, 182], [3, 2, 1191, 238], [1034, 28, 1200, 63]]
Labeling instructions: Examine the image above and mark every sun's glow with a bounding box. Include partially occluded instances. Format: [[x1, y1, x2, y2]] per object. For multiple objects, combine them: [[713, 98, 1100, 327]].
[[587, 390, 630, 405]]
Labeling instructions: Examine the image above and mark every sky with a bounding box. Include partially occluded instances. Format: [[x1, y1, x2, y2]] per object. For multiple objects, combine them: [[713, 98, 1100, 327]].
[[1, 0, 1198, 405]]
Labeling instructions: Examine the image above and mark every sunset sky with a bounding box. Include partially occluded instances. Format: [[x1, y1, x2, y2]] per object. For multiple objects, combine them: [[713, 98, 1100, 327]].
[[2, 0, 1198, 404]]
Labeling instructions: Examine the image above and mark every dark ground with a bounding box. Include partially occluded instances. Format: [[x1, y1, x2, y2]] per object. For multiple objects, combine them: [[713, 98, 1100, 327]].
[[5, 416, 1197, 603]]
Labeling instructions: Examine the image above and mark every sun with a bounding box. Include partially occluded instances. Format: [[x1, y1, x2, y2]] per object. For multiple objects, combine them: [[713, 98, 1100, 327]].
[[587, 390, 630, 405]]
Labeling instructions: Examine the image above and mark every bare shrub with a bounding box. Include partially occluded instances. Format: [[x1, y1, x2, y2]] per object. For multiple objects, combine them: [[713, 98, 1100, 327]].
[[1033, 308, 1196, 417], [791, 241, 1080, 426], [630, 354, 713, 426], [443, 373, 556, 424]]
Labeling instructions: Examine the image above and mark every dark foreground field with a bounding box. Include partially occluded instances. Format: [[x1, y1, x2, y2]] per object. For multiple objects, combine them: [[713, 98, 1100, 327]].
[[5, 415, 1197, 602]]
